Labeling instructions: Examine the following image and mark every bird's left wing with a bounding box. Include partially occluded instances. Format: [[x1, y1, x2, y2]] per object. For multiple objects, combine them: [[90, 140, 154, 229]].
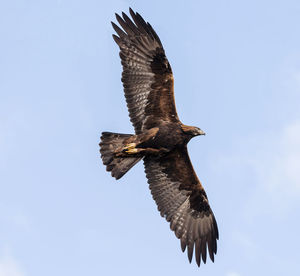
[[144, 146, 218, 266], [112, 8, 180, 134]]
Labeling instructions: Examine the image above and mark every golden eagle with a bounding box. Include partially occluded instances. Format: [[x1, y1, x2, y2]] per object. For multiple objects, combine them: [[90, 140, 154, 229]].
[[99, 8, 218, 267]]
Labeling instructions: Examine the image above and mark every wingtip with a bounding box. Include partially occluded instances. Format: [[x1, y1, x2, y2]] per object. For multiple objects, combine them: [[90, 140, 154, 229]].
[[129, 7, 134, 14], [111, 21, 117, 28], [180, 239, 186, 252], [114, 12, 119, 21], [115, 12, 123, 23], [210, 252, 215, 262], [112, 34, 120, 44], [187, 244, 194, 263]]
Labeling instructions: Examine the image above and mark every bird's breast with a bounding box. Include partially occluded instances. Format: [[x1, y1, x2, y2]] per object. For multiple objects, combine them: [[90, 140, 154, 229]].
[[140, 123, 186, 150]]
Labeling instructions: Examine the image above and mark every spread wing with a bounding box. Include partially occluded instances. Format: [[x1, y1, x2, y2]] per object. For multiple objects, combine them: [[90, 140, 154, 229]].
[[112, 8, 180, 134], [144, 146, 218, 266]]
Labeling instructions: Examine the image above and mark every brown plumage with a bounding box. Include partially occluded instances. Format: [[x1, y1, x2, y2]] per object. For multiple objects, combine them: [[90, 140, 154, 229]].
[[99, 8, 218, 267]]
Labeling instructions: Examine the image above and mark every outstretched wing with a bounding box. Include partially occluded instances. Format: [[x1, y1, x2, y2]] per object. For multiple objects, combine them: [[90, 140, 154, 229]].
[[144, 147, 218, 267], [112, 8, 179, 134]]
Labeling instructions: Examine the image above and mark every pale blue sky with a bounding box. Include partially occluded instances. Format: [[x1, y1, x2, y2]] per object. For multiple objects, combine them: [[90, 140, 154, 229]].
[[1, 1, 300, 275]]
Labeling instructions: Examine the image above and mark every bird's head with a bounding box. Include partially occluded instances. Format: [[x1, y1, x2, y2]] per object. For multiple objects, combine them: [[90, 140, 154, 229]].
[[181, 125, 206, 137]]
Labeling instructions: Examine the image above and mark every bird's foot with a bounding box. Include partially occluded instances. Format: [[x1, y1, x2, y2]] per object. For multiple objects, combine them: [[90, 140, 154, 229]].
[[122, 143, 138, 154]]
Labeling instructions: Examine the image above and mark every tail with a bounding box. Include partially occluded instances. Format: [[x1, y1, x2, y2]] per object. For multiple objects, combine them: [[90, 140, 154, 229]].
[[99, 132, 142, 180]]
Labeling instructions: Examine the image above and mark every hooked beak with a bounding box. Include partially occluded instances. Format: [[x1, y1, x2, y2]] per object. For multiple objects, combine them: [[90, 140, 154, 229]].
[[197, 129, 206, 136]]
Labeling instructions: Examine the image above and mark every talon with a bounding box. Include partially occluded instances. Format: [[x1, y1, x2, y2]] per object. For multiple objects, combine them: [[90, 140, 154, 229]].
[[122, 143, 137, 154], [126, 148, 138, 154]]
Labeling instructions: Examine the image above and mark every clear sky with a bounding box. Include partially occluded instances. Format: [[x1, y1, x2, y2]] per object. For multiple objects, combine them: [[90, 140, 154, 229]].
[[1, 0, 300, 275]]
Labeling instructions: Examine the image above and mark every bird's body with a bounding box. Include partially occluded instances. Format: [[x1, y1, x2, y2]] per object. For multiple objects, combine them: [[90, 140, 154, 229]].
[[99, 8, 218, 267], [137, 123, 193, 150]]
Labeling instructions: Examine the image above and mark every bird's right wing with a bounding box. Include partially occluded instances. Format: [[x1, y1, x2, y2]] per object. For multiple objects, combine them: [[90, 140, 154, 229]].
[[112, 8, 180, 134], [143, 146, 218, 267]]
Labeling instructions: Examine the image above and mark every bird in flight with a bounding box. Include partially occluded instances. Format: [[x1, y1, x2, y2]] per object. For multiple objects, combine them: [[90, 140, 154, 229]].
[[99, 8, 218, 267]]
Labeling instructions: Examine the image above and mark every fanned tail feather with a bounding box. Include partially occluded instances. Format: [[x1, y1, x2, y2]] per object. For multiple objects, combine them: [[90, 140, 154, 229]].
[[99, 132, 142, 179]]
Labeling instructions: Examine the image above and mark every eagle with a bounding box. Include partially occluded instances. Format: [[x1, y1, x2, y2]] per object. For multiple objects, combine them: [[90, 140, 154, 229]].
[[99, 8, 218, 267]]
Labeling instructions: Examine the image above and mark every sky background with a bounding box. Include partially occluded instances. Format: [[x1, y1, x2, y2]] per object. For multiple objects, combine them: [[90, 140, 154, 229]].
[[1, 0, 300, 275]]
